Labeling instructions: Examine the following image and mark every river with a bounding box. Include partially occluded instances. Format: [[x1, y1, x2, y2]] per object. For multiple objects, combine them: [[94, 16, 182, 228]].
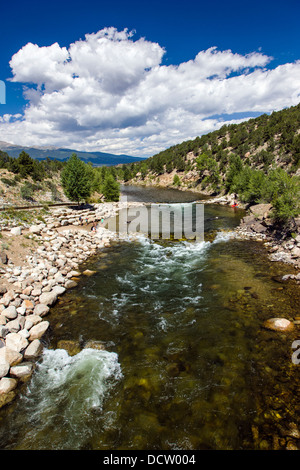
[[0, 184, 299, 450]]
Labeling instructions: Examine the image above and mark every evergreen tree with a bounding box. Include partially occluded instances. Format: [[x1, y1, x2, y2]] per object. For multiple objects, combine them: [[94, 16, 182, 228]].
[[101, 174, 120, 201], [61, 153, 92, 204]]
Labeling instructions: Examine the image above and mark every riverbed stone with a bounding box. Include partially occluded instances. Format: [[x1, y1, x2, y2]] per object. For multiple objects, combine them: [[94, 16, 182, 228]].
[[263, 318, 294, 332], [65, 279, 78, 289], [5, 318, 21, 333], [10, 362, 34, 379], [5, 332, 29, 353], [0, 358, 9, 378], [39, 291, 58, 306], [2, 305, 17, 320], [83, 269, 96, 276], [0, 347, 23, 367], [33, 303, 50, 317], [24, 315, 42, 329], [28, 321, 50, 341], [24, 339, 43, 360], [0, 377, 17, 394], [29, 224, 46, 234], [52, 285, 66, 296]]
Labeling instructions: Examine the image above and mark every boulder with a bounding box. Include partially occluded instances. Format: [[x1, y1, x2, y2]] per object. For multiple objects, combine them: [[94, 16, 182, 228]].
[[2, 305, 17, 320], [0, 357, 9, 378], [5, 332, 29, 353], [291, 246, 300, 258], [0, 377, 18, 394], [0, 347, 23, 367], [10, 227, 22, 236], [5, 318, 21, 333], [249, 203, 273, 219], [263, 318, 294, 332], [39, 291, 58, 306], [33, 303, 50, 317], [24, 315, 42, 330], [65, 280, 78, 289], [10, 362, 34, 379], [83, 269, 96, 276], [28, 321, 50, 341], [29, 224, 46, 234], [52, 285, 66, 296], [0, 292, 15, 307], [24, 339, 43, 360], [251, 222, 268, 234]]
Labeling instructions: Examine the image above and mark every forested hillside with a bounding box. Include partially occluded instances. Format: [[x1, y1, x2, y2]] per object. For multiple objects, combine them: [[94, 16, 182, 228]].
[[117, 103, 300, 221]]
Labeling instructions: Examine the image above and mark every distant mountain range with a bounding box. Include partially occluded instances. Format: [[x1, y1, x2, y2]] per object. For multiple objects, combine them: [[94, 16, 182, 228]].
[[0, 141, 145, 166]]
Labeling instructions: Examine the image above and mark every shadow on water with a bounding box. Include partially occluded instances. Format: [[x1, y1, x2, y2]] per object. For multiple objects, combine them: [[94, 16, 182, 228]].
[[0, 185, 299, 450]]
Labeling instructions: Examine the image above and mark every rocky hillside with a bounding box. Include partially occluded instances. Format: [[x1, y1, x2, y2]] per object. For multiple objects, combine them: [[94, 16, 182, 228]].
[[0, 168, 69, 208]]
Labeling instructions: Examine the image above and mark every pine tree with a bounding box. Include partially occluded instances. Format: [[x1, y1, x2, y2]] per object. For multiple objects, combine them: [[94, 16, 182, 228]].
[[61, 153, 92, 204], [101, 174, 120, 201]]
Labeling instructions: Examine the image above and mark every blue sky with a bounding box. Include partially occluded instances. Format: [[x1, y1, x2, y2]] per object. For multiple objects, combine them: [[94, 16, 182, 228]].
[[0, 0, 299, 157]]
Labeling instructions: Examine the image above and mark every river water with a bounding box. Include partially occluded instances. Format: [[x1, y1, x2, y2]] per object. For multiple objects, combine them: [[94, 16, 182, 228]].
[[0, 185, 299, 450]]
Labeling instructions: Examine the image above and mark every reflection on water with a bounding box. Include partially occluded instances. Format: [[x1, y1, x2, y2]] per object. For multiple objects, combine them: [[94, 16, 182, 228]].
[[0, 185, 299, 450]]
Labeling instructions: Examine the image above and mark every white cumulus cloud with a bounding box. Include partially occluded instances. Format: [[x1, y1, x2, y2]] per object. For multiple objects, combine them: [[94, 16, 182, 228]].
[[0, 27, 300, 157]]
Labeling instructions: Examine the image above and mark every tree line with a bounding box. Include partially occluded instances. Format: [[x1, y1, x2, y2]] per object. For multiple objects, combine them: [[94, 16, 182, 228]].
[[0, 150, 120, 204]]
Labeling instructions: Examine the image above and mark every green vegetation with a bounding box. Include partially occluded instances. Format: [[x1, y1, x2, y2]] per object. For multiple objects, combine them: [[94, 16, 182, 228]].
[[61, 153, 93, 204], [0, 150, 65, 180], [101, 174, 120, 201], [173, 174, 181, 187], [60, 153, 120, 203], [0, 148, 121, 204], [118, 103, 300, 222]]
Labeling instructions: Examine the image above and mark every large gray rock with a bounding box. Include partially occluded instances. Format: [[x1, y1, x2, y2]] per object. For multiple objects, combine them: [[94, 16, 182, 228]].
[[5, 318, 21, 333], [24, 339, 43, 360], [249, 203, 273, 219], [0, 377, 17, 394], [0, 357, 9, 378], [52, 285, 66, 296], [29, 224, 46, 234], [2, 305, 17, 320], [28, 321, 50, 341], [0, 291, 15, 307], [291, 246, 300, 258], [5, 332, 29, 353], [39, 291, 58, 306], [10, 227, 22, 236], [0, 347, 23, 367], [10, 362, 34, 378]]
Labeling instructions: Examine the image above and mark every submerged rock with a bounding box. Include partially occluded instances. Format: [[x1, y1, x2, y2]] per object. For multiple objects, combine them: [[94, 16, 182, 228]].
[[82, 269, 97, 276], [263, 318, 294, 332], [84, 340, 106, 350], [57, 340, 81, 356]]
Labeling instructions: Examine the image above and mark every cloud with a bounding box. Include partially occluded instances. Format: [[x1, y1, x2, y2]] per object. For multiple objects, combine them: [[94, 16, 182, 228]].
[[1, 28, 300, 157]]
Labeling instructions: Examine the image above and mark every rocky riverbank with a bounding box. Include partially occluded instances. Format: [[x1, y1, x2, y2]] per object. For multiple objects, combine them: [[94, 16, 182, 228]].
[[201, 195, 300, 279], [0, 201, 143, 408], [0, 197, 299, 409]]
